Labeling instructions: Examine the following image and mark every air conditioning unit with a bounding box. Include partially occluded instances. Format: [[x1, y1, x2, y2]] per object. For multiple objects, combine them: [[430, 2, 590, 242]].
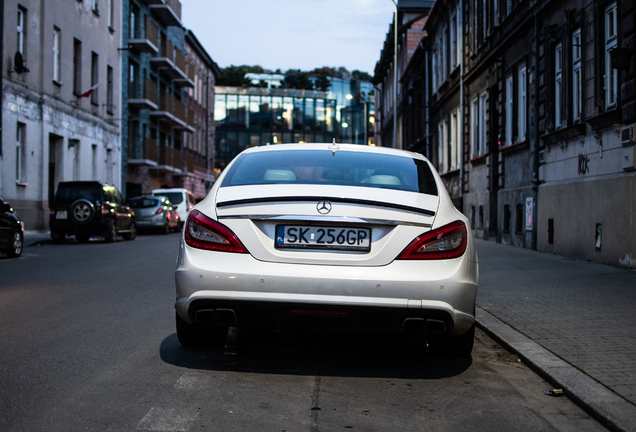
[[622, 145, 636, 172]]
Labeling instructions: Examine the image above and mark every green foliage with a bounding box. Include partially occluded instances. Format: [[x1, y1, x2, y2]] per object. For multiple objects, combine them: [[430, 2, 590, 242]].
[[283, 69, 315, 90], [217, 65, 265, 87]]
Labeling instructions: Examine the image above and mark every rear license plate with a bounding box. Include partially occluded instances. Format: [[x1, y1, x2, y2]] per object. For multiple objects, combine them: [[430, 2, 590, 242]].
[[56, 211, 67, 220], [275, 225, 371, 251]]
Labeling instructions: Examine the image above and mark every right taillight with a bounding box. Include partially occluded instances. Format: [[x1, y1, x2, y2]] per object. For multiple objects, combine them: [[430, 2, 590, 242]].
[[184, 210, 247, 253], [397, 220, 468, 260], [101, 205, 110, 216]]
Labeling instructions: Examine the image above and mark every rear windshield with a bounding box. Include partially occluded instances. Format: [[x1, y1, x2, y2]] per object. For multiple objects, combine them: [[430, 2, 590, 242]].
[[128, 198, 159, 208], [154, 192, 184, 204], [221, 150, 438, 196], [55, 184, 102, 204]]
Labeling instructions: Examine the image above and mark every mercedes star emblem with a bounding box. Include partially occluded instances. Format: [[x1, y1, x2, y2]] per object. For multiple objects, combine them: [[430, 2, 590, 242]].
[[316, 200, 332, 215]]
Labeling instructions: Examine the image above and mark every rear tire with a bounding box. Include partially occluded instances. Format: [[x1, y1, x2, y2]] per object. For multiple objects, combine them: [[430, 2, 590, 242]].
[[6, 231, 23, 258], [176, 313, 227, 347], [122, 222, 137, 241], [428, 323, 475, 358], [104, 221, 117, 243], [51, 230, 65, 244]]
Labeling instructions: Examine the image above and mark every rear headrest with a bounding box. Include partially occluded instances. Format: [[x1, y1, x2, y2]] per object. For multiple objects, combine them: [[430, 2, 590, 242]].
[[263, 170, 297, 181], [369, 175, 401, 186]]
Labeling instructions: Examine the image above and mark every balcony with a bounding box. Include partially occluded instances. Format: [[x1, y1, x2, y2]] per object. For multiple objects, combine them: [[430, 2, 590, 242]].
[[128, 137, 158, 167], [150, 40, 189, 81], [149, 0, 181, 27], [149, 92, 176, 124], [173, 53, 194, 87], [153, 145, 182, 173], [128, 78, 158, 111], [173, 99, 195, 132], [129, 16, 158, 54]]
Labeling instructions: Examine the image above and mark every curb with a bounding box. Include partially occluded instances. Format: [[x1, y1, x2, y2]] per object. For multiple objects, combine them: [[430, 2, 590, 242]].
[[476, 306, 636, 432]]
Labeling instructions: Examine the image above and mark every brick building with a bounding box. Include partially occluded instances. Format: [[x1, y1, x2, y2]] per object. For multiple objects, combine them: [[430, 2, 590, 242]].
[[373, 0, 433, 149]]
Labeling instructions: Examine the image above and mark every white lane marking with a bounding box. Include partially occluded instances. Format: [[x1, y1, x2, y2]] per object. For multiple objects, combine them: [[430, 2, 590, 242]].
[[137, 407, 197, 431]]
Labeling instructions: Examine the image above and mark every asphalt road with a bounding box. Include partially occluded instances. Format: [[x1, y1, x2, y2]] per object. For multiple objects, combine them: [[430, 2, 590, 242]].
[[0, 233, 607, 431]]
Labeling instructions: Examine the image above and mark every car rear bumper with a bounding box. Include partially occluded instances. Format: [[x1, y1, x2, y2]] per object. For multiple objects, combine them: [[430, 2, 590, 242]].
[[49, 218, 110, 235], [175, 240, 478, 336]]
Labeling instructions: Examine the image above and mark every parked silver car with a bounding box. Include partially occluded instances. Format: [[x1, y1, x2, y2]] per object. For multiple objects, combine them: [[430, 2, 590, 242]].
[[128, 195, 179, 234], [175, 144, 479, 357]]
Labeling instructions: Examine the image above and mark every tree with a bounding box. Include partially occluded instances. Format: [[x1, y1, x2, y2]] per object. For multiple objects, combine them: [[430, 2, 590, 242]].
[[283, 69, 314, 90], [217, 65, 265, 87]]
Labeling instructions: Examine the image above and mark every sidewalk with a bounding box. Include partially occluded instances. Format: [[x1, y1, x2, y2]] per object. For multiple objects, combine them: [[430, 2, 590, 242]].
[[474, 239, 636, 432]]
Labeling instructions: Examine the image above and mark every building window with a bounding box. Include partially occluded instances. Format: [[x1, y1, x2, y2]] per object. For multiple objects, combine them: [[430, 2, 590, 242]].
[[17, 7, 26, 56], [473, 0, 479, 52], [555, 43, 563, 129], [482, 0, 487, 41], [107, 0, 113, 29], [450, 109, 459, 171], [450, 13, 457, 70], [107, 65, 114, 114], [53, 28, 61, 83], [478, 91, 487, 157], [572, 28, 582, 121], [438, 119, 447, 173], [505, 75, 513, 146], [92, 0, 99, 15], [91, 52, 99, 105], [70, 139, 80, 180], [605, 3, 618, 109], [130, 4, 138, 39], [515, 204, 523, 234], [471, 97, 479, 158], [16, 123, 26, 184], [73, 39, 82, 96], [471, 206, 476, 229], [518, 66, 527, 141], [503, 205, 511, 233], [478, 206, 484, 230]]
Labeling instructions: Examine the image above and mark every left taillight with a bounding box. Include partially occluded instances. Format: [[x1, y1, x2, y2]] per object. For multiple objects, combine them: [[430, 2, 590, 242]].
[[397, 220, 468, 260], [184, 209, 248, 253], [101, 205, 110, 216]]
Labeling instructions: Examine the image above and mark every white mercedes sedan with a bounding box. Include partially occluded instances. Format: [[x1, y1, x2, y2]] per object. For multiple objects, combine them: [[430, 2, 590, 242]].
[[175, 143, 479, 357]]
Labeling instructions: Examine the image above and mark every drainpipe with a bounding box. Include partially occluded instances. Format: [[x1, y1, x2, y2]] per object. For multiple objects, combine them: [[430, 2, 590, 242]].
[[459, 2, 465, 203], [532, 14, 540, 250], [425, 48, 430, 160], [206, 73, 210, 189]]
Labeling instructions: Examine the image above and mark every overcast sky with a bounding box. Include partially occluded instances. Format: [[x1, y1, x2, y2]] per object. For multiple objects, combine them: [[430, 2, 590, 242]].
[[180, 0, 396, 74]]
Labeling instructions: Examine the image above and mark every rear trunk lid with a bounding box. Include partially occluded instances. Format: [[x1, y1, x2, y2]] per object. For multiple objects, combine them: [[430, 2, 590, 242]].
[[210, 184, 439, 266]]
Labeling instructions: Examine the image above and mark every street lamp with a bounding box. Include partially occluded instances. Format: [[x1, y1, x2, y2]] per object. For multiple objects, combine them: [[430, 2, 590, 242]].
[[390, 0, 398, 149]]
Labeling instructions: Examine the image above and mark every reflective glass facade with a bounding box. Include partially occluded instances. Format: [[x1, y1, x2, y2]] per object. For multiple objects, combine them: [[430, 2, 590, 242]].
[[214, 87, 337, 170]]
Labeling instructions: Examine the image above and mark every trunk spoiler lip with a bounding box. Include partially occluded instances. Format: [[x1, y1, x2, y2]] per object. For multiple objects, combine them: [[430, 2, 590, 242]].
[[217, 214, 432, 228], [216, 196, 436, 217]]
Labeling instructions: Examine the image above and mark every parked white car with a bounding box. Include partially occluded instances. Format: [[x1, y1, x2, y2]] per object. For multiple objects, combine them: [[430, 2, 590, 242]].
[[152, 188, 195, 229], [175, 143, 479, 357]]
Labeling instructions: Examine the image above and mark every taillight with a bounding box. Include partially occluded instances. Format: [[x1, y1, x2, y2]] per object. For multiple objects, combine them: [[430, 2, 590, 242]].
[[155, 207, 164, 215], [184, 210, 247, 253], [397, 220, 468, 260], [101, 205, 110, 216], [50, 207, 55, 217]]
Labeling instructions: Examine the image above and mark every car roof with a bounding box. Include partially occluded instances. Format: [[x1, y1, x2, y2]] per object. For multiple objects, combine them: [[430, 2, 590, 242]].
[[239, 143, 427, 161]]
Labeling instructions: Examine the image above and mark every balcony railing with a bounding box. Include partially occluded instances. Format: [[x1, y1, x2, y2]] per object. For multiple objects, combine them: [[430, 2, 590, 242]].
[[149, 0, 181, 27], [128, 137, 157, 166], [129, 16, 158, 54], [128, 78, 158, 110]]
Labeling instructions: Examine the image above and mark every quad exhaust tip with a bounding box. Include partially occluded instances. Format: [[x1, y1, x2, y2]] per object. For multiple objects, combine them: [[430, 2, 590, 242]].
[[401, 318, 446, 334], [195, 308, 238, 326]]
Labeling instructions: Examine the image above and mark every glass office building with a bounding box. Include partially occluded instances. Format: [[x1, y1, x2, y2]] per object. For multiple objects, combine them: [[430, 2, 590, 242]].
[[214, 87, 337, 170]]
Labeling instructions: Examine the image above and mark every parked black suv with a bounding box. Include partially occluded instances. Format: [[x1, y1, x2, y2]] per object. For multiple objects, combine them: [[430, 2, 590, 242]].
[[0, 196, 24, 258], [50, 181, 137, 243]]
